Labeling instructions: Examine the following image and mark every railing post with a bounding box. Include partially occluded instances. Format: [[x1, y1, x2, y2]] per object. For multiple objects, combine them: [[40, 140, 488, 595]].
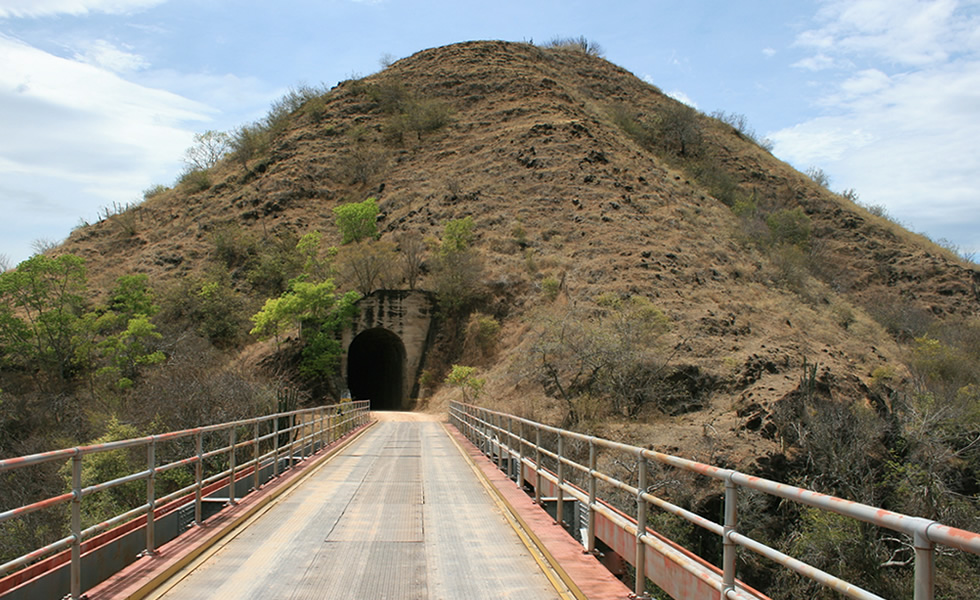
[[534, 425, 542, 505], [318, 407, 325, 451], [253, 421, 260, 492], [507, 415, 515, 480], [495, 413, 503, 470], [228, 428, 237, 505], [913, 530, 935, 600], [556, 432, 565, 527], [587, 439, 597, 553], [272, 416, 280, 478], [70, 451, 82, 600], [635, 454, 648, 597], [723, 477, 737, 597], [517, 419, 525, 490], [194, 431, 203, 526], [288, 414, 296, 470], [146, 439, 156, 555]]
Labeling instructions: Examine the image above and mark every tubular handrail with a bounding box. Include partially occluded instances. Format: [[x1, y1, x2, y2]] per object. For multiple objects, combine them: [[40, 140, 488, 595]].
[[449, 401, 980, 600], [0, 400, 370, 600]]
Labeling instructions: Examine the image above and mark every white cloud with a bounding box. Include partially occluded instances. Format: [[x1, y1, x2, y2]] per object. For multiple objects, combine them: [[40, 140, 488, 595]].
[[666, 89, 698, 109], [0, 33, 212, 263], [772, 0, 980, 256], [798, 0, 980, 67], [762, 47, 776, 58], [0, 0, 166, 18], [791, 52, 839, 71], [73, 39, 149, 72]]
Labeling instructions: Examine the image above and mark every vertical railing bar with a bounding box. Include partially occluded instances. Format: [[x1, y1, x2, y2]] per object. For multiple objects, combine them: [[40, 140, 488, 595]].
[[507, 415, 515, 480], [228, 428, 237, 505], [587, 439, 597, 553], [70, 452, 82, 600], [253, 421, 260, 492], [288, 414, 296, 470], [146, 439, 156, 555], [495, 413, 503, 470], [517, 419, 526, 490], [272, 415, 280, 478], [535, 425, 542, 505], [556, 432, 565, 527], [723, 477, 737, 596], [635, 455, 648, 597], [914, 530, 935, 600], [194, 431, 203, 526]]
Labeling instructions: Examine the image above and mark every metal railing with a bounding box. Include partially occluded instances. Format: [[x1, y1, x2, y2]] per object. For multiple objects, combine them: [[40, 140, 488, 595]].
[[0, 400, 370, 600], [449, 401, 980, 600]]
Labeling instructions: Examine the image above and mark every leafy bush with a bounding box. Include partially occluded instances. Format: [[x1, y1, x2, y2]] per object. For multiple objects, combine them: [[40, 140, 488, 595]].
[[333, 197, 380, 244], [142, 184, 169, 200], [465, 313, 500, 359], [431, 217, 484, 313], [541, 276, 561, 301], [445, 365, 485, 403], [229, 123, 271, 171], [766, 207, 812, 248], [178, 168, 211, 193]]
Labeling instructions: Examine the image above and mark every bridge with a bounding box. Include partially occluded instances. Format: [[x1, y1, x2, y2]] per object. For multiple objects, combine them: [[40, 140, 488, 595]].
[[1, 401, 978, 600]]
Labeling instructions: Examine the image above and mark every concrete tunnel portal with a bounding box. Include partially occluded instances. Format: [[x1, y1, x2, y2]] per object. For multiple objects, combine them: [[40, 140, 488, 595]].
[[341, 290, 436, 412], [346, 327, 405, 411]]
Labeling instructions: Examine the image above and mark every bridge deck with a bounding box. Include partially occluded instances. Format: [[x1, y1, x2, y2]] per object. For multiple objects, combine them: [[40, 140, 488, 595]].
[[145, 415, 567, 600]]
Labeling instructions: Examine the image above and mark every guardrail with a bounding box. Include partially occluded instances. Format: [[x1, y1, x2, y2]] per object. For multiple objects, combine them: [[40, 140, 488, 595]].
[[449, 401, 980, 600], [0, 399, 370, 600]]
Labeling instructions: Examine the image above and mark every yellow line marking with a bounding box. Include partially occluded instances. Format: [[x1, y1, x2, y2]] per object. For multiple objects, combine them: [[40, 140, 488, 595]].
[[133, 421, 377, 600], [442, 423, 588, 600]]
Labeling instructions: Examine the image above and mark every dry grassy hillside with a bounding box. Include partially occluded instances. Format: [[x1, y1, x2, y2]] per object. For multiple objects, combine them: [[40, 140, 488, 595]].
[[58, 41, 978, 458], [10, 40, 979, 596]]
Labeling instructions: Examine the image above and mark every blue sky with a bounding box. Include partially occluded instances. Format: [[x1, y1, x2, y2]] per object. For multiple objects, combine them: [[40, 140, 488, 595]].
[[1, 0, 978, 267]]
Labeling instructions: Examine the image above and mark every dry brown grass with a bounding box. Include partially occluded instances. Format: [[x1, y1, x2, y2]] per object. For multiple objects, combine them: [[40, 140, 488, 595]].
[[48, 39, 978, 471]]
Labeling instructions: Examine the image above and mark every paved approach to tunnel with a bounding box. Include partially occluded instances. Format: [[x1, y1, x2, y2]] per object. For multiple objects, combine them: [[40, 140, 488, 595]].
[[145, 414, 568, 600]]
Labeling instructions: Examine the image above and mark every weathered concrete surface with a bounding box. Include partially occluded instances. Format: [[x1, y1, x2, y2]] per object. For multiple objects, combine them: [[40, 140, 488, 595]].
[[146, 417, 566, 600], [341, 290, 436, 410]]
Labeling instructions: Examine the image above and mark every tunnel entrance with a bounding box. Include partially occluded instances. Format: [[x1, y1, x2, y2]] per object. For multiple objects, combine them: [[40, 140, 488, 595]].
[[346, 327, 406, 410]]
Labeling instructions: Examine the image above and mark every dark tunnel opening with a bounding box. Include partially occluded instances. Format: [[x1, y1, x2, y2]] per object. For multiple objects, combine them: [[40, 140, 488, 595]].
[[346, 328, 405, 410]]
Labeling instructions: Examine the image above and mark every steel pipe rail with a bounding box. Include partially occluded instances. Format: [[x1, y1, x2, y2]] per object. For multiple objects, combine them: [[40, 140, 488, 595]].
[[449, 401, 980, 600], [0, 400, 369, 600]]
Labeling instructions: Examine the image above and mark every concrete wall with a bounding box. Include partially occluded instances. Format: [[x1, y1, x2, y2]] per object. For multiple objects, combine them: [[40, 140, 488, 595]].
[[341, 290, 437, 409]]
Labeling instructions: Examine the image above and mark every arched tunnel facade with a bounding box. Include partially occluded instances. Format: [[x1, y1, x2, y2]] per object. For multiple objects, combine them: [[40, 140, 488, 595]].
[[340, 290, 436, 411], [346, 328, 405, 410]]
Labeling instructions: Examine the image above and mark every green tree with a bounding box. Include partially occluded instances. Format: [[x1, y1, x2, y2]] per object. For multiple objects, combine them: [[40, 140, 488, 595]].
[[431, 217, 484, 313], [445, 364, 485, 403], [183, 130, 231, 171], [333, 198, 379, 244], [96, 316, 166, 390], [0, 254, 88, 383]]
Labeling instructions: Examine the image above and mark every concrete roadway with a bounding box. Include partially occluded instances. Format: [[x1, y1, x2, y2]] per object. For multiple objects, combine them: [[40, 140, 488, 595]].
[[146, 412, 569, 600]]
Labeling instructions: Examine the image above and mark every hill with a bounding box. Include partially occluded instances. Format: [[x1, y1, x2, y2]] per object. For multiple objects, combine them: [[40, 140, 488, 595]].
[[4, 40, 979, 596], [60, 39, 978, 419]]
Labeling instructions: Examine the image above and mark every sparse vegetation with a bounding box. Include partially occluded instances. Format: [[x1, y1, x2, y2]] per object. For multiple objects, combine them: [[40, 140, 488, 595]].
[[542, 36, 604, 57], [183, 130, 231, 171]]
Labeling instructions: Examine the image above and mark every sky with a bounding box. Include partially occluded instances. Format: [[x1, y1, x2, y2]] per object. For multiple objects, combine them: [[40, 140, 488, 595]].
[[1, 0, 978, 268]]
